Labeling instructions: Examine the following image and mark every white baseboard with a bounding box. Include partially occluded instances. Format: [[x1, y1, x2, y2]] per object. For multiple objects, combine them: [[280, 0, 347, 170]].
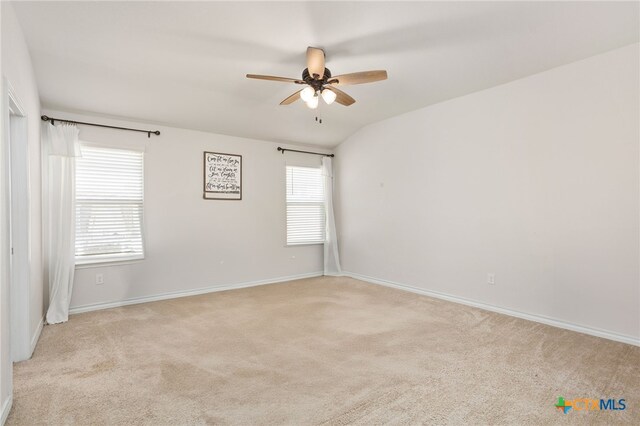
[[29, 315, 44, 356], [1, 395, 12, 426], [343, 271, 640, 347], [69, 271, 324, 315]]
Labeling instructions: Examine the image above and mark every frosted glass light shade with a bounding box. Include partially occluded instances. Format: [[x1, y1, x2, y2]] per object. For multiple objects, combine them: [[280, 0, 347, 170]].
[[300, 87, 315, 102], [306, 95, 319, 109], [321, 89, 337, 105]]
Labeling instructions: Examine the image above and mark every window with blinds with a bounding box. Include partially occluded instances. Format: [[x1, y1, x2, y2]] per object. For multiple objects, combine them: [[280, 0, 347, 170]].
[[75, 145, 144, 264], [286, 165, 325, 245]]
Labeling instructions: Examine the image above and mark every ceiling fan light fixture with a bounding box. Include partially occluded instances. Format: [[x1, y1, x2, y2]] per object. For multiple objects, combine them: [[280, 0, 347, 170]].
[[247, 47, 387, 108], [321, 89, 337, 105], [306, 95, 319, 109], [300, 86, 316, 102]]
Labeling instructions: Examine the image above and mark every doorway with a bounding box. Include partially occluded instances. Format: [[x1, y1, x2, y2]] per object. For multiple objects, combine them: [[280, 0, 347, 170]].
[[4, 80, 31, 363]]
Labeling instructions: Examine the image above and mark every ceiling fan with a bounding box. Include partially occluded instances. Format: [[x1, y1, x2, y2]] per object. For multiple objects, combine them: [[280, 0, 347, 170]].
[[246, 47, 387, 109]]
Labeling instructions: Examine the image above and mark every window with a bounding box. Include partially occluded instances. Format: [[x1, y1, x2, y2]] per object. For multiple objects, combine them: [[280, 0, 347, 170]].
[[286, 165, 325, 245], [75, 145, 144, 264]]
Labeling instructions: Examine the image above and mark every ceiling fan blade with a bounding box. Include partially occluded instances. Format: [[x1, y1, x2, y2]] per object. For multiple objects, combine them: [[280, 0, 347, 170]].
[[325, 86, 355, 106], [306, 47, 325, 79], [328, 70, 387, 86], [246, 74, 304, 84], [280, 90, 302, 105]]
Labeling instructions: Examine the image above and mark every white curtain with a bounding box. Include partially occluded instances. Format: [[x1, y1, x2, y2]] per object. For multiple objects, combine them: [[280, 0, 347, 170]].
[[322, 157, 342, 275], [43, 122, 80, 324]]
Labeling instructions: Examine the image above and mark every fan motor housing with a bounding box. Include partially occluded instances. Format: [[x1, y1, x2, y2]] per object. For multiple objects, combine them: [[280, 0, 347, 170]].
[[302, 68, 332, 90]]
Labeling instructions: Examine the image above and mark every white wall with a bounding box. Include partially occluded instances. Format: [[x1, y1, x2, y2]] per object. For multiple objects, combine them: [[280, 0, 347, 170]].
[[41, 110, 328, 310], [1, 2, 43, 419], [335, 44, 640, 342]]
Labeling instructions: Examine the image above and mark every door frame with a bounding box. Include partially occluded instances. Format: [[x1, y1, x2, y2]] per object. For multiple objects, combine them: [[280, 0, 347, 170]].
[[3, 78, 31, 362]]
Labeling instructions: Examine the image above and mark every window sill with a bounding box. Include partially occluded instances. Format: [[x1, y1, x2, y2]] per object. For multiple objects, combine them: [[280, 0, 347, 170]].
[[75, 256, 145, 269], [286, 242, 324, 247]]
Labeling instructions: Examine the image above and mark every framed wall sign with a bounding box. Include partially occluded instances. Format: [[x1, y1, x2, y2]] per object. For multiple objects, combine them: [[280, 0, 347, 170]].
[[203, 151, 242, 200]]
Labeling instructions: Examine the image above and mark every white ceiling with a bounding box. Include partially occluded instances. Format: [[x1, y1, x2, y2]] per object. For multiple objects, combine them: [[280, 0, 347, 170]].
[[13, 1, 639, 147]]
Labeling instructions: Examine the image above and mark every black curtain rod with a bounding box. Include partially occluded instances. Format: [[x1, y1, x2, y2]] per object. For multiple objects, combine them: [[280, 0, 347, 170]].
[[277, 147, 334, 157], [41, 115, 160, 138]]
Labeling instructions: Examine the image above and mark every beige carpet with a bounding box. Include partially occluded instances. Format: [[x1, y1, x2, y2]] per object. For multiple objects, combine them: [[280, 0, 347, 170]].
[[7, 276, 640, 425]]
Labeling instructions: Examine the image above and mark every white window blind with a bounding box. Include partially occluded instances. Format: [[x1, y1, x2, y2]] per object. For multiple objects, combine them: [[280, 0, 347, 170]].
[[75, 145, 144, 264], [286, 165, 325, 245]]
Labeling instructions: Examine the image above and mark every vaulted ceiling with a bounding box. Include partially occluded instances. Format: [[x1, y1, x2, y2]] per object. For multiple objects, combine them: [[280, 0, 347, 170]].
[[13, 1, 639, 147]]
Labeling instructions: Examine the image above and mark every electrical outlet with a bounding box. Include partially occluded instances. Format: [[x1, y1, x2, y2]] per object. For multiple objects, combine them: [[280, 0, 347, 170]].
[[487, 273, 495, 285], [96, 273, 104, 285]]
